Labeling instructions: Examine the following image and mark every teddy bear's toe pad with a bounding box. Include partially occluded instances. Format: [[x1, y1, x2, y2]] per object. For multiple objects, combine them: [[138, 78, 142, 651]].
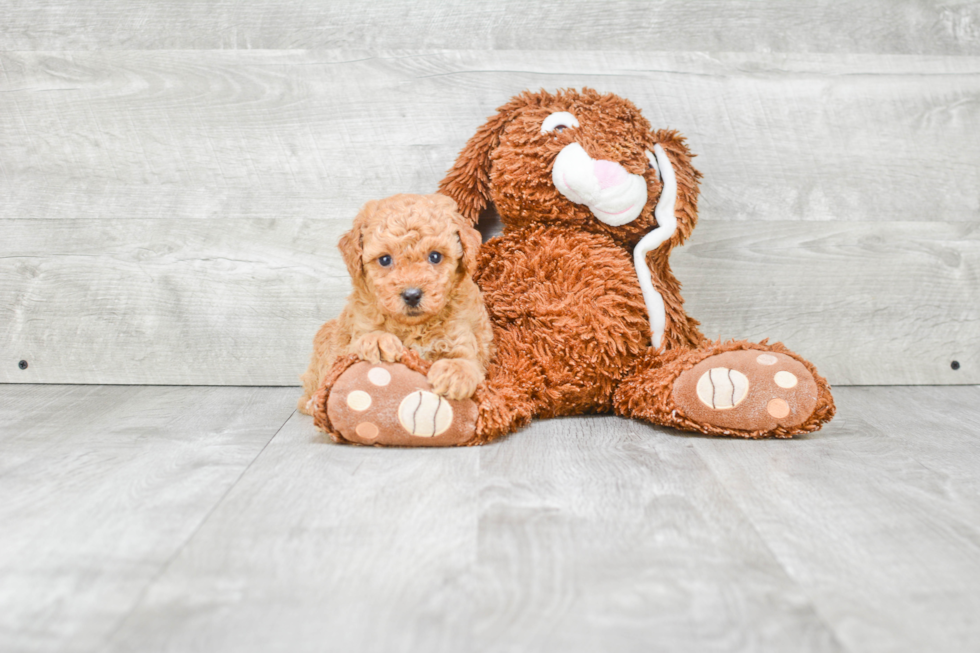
[[327, 361, 477, 446], [673, 350, 818, 433]]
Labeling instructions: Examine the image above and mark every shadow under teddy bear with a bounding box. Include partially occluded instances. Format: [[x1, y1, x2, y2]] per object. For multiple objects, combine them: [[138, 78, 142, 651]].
[[312, 88, 836, 446]]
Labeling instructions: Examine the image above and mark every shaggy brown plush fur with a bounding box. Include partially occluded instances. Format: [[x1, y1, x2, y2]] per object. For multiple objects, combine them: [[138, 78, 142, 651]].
[[440, 88, 834, 441], [315, 89, 835, 445], [441, 88, 706, 351], [298, 193, 493, 412]]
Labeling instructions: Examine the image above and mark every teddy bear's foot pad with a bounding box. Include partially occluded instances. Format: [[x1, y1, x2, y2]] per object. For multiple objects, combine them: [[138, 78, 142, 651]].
[[672, 350, 819, 435], [326, 361, 477, 446]]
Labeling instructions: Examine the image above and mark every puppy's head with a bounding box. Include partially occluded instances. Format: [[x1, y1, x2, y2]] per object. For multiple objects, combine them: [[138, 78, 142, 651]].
[[439, 88, 701, 251], [338, 193, 480, 325]]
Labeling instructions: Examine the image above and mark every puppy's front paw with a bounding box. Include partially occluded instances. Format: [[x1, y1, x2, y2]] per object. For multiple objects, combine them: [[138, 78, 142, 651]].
[[353, 332, 405, 364], [428, 358, 482, 401]]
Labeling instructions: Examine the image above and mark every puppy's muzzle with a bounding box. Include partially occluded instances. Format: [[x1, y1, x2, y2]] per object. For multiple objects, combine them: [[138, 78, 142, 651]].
[[401, 287, 423, 308]]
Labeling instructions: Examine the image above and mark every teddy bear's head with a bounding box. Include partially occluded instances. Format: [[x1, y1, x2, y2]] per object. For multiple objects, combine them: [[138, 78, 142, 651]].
[[439, 88, 701, 252]]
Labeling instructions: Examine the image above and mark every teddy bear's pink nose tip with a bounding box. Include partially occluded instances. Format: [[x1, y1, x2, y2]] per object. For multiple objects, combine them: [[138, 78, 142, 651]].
[[593, 159, 629, 190]]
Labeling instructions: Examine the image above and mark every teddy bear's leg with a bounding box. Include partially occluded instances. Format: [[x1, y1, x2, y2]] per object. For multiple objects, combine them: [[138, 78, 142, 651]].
[[469, 331, 545, 444], [614, 341, 835, 438], [310, 352, 481, 447], [311, 332, 545, 447]]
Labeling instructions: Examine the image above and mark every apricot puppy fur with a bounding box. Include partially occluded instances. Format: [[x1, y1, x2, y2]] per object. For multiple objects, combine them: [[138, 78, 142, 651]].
[[298, 193, 493, 413]]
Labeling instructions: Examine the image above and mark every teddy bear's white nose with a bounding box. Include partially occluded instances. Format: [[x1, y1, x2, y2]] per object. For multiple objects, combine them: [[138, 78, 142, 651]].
[[552, 143, 647, 226]]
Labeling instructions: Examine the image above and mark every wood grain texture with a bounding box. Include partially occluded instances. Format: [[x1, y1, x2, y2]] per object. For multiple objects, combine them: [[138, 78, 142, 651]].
[[0, 384, 297, 653], [843, 385, 980, 527], [104, 412, 841, 653], [461, 416, 842, 652], [104, 410, 484, 653], [4, 385, 980, 652], [2, 50, 979, 224], [2, 49, 977, 386], [0, 218, 350, 385], [691, 385, 980, 652], [673, 221, 980, 386], [2, 1, 980, 54], [2, 219, 975, 386]]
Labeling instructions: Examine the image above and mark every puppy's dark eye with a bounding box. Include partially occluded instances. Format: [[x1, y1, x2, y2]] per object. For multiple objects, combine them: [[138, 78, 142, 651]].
[[428, 252, 443, 264], [378, 254, 392, 267], [553, 125, 566, 134]]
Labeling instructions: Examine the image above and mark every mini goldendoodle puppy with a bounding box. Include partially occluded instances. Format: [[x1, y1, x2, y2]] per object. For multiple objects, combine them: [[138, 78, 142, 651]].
[[298, 193, 493, 414]]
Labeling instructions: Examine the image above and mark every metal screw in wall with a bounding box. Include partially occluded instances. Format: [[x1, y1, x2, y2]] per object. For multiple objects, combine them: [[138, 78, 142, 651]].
[[18, 360, 28, 370]]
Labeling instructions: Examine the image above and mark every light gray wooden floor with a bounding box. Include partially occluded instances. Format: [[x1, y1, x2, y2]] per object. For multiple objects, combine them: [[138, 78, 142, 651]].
[[2, 385, 979, 652]]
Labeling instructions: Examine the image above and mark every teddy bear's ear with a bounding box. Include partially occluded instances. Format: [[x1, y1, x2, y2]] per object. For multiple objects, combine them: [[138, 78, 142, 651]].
[[438, 93, 535, 225], [338, 200, 378, 280], [650, 129, 702, 249]]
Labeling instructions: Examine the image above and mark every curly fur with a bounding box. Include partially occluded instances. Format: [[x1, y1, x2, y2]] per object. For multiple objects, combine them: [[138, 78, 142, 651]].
[[310, 89, 835, 446], [435, 88, 835, 442], [298, 193, 493, 412], [440, 87, 705, 350]]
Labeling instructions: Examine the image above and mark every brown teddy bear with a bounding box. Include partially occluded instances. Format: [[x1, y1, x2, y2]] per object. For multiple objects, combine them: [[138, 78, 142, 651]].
[[313, 88, 835, 446]]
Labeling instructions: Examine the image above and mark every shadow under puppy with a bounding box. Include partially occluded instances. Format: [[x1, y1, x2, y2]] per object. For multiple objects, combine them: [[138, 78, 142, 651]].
[[298, 193, 493, 415]]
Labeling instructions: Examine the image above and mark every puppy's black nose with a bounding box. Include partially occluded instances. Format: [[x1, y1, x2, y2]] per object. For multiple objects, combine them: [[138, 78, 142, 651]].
[[401, 287, 423, 307]]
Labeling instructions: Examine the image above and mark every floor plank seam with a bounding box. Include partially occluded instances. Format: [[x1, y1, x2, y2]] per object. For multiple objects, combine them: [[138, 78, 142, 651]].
[[689, 440, 853, 652], [97, 407, 298, 651]]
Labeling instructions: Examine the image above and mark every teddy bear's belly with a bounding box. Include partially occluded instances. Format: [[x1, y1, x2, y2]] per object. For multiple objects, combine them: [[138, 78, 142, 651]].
[[476, 225, 651, 414]]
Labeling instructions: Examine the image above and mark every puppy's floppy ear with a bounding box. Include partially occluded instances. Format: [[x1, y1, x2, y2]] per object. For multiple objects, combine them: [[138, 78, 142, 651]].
[[426, 193, 483, 275], [338, 199, 378, 279], [337, 227, 363, 279], [456, 223, 483, 276], [438, 91, 540, 225]]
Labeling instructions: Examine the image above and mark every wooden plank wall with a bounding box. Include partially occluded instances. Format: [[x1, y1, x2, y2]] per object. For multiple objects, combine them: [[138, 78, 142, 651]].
[[1, 2, 978, 386]]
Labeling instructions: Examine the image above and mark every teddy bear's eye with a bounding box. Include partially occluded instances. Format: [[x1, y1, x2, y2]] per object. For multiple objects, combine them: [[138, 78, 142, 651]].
[[378, 254, 393, 267], [428, 252, 443, 264], [541, 111, 580, 135]]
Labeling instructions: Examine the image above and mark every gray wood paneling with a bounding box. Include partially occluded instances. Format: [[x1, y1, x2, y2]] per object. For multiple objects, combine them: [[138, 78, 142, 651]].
[[2, 50, 978, 386], [0, 384, 296, 653], [105, 410, 484, 653], [103, 412, 841, 653], [692, 385, 980, 652], [3, 50, 979, 224], [673, 221, 980, 386], [3, 219, 976, 386], [461, 416, 842, 652], [4, 385, 980, 652], [0, 218, 350, 385], [2, 1, 979, 55]]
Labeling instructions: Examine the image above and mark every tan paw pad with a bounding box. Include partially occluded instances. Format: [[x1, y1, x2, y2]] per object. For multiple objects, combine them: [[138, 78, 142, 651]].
[[767, 398, 790, 418], [355, 422, 380, 441], [398, 391, 453, 437], [696, 368, 749, 409], [774, 371, 798, 388], [346, 390, 372, 411], [367, 367, 392, 387]]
